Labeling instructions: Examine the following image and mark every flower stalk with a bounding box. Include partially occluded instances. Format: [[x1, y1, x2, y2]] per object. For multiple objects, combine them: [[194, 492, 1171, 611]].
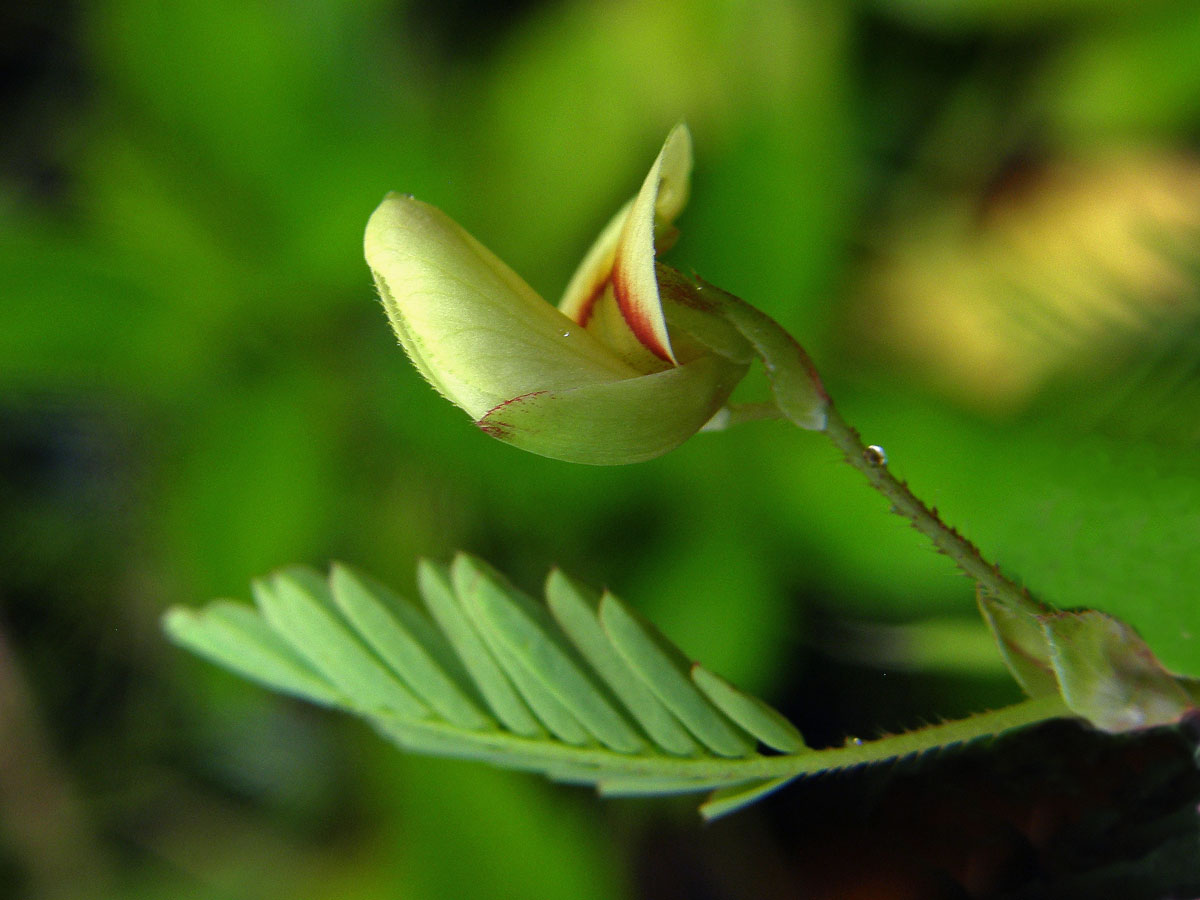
[[820, 404, 1049, 617], [677, 273, 1045, 617]]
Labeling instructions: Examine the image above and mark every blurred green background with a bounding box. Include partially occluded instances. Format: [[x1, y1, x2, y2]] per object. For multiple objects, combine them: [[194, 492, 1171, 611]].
[[4, 0, 1200, 897]]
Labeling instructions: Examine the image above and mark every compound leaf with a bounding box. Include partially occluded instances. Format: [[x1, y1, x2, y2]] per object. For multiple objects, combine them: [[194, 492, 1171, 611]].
[[165, 556, 1078, 817]]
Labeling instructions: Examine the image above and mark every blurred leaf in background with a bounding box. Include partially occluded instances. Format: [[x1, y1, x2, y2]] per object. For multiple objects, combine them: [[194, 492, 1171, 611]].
[[2, 0, 1200, 897]]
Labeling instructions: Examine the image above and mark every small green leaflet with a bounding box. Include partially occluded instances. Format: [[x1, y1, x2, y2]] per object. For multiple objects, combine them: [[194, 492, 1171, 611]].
[[164, 554, 1074, 819]]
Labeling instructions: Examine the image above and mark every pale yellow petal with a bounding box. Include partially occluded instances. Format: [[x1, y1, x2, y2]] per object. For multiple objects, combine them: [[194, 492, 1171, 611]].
[[558, 124, 693, 368], [573, 284, 673, 373], [365, 194, 637, 419], [558, 199, 631, 325], [652, 122, 692, 225], [610, 124, 693, 364], [475, 353, 746, 465]]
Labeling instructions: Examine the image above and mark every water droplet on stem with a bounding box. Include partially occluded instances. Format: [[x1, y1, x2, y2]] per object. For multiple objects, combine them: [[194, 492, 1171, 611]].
[[864, 445, 887, 466]]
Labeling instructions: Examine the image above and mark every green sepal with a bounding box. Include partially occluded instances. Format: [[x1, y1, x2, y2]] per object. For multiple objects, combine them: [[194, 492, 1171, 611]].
[[977, 590, 1059, 698], [1043, 610, 1194, 731]]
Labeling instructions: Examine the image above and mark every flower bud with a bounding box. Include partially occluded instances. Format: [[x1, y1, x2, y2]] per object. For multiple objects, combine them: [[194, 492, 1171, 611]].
[[364, 125, 751, 464]]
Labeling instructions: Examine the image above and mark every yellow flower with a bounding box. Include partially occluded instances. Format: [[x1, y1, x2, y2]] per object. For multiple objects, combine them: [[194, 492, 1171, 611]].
[[364, 125, 752, 464]]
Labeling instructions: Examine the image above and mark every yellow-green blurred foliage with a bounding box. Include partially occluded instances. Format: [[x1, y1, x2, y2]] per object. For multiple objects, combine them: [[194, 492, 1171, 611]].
[[3, 0, 1200, 897]]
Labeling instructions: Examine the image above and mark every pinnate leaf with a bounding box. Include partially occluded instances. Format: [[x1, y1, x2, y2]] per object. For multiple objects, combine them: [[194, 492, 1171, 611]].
[[164, 554, 1081, 818]]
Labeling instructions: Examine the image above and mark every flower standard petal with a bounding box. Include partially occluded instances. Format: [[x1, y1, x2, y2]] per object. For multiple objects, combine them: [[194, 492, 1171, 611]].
[[365, 194, 638, 420], [559, 125, 693, 367], [609, 124, 693, 365]]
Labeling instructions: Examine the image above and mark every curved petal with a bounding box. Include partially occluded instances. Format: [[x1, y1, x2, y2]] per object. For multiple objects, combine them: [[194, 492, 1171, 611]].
[[365, 194, 638, 419], [559, 124, 694, 367], [475, 354, 747, 465], [557, 199, 631, 326], [610, 124, 693, 365], [650, 122, 692, 225], [564, 282, 671, 373]]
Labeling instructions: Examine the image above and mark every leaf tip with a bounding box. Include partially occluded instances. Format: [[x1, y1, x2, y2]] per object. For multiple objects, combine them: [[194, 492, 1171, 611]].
[[161, 606, 197, 641]]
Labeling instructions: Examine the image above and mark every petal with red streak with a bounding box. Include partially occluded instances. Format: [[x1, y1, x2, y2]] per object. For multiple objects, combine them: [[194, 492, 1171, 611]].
[[610, 125, 693, 364], [558, 124, 693, 366]]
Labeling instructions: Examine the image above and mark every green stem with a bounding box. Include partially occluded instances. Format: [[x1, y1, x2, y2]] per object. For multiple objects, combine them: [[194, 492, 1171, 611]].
[[821, 404, 1047, 617], [376, 693, 1072, 783], [766, 693, 1071, 777], [692, 273, 1046, 618]]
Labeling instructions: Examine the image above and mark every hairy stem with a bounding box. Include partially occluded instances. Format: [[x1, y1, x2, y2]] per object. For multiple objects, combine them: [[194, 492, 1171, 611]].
[[374, 693, 1073, 783], [821, 403, 1047, 617], [689, 272, 1046, 618]]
